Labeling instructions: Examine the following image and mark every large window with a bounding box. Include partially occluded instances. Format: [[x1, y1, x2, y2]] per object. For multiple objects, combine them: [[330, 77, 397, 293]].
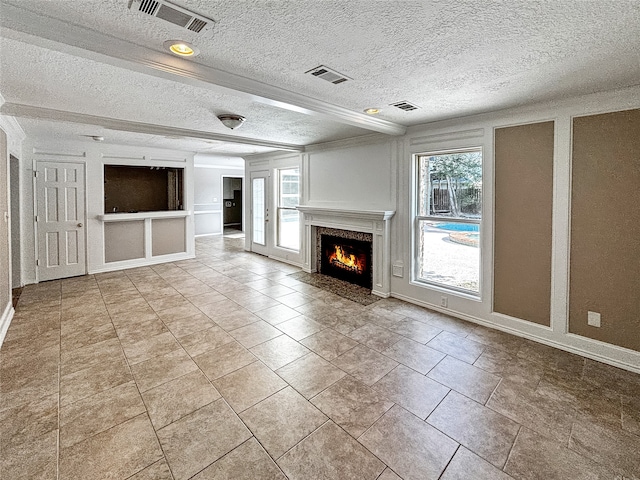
[[415, 149, 482, 294], [277, 168, 300, 251]]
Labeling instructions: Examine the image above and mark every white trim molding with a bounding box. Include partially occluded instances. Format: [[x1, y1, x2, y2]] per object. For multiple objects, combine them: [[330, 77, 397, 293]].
[[0, 302, 15, 348], [0, 94, 27, 158], [2, 103, 305, 153]]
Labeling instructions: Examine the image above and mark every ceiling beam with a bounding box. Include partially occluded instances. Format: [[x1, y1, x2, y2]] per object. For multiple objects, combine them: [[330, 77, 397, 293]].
[[1, 3, 407, 136], [0, 103, 305, 152]]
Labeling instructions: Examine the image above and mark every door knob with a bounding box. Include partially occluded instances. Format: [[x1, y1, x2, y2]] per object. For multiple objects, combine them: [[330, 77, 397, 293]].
[[77, 223, 83, 227]]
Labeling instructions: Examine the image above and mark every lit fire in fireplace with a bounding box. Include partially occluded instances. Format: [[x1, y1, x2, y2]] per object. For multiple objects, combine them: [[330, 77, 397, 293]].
[[328, 245, 365, 273]]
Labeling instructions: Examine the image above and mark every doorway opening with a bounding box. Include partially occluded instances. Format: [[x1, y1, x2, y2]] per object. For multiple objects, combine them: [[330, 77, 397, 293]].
[[9, 155, 20, 289], [222, 176, 244, 237]]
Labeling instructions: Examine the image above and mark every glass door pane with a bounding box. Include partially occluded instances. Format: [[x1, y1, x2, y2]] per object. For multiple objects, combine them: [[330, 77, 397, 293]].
[[277, 168, 300, 251], [252, 177, 265, 246]]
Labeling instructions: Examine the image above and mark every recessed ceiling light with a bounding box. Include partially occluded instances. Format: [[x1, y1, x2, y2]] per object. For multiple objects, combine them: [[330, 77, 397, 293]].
[[364, 108, 381, 115], [164, 40, 199, 57]]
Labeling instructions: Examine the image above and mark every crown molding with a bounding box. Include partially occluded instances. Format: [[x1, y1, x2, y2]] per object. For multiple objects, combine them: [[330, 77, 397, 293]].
[[0, 114, 26, 142], [304, 132, 391, 153], [1, 3, 407, 137], [243, 150, 302, 163], [0, 93, 27, 156], [0, 103, 305, 152]]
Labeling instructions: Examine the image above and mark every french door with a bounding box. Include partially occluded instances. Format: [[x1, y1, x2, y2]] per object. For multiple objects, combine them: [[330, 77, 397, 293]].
[[250, 170, 270, 256], [35, 161, 86, 281]]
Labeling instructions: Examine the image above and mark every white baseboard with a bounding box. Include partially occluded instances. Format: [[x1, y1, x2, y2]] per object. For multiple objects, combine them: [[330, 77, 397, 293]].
[[88, 252, 196, 275], [267, 254, 302, 269], [0, 301, 15, 349], [391, 292, 640, 375]]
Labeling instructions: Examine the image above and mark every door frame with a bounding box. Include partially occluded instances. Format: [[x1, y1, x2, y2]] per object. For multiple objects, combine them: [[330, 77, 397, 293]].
[[9, 154, 21, 288], [34, 159, 88, 282], [221, 175, 244, 234]]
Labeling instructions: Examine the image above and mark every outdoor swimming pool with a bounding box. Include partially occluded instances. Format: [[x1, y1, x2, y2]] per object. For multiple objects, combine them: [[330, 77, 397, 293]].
[[433, 222, 479, 232]]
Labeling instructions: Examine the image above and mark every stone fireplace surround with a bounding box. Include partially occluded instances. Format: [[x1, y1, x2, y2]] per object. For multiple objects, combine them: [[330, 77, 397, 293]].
[[297, 206, 395, 297]]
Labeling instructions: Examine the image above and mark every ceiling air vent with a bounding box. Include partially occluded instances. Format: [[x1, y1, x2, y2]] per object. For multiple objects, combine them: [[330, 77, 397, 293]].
[[129, 0, 214, 33], [305, 65, 351, 85], [391, 101, 419, 111]]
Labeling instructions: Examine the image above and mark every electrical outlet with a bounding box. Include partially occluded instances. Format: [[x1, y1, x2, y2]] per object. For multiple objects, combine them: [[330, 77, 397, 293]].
[[440, 296, 448, 308], [587, 311, 601, 327]]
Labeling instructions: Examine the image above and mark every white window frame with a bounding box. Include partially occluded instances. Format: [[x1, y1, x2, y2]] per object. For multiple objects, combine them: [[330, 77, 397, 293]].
[[412, 147, 483, 297]]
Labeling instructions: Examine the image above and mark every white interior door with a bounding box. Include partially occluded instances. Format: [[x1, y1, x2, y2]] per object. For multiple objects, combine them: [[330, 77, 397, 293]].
[[250, 170, 269, 256], [36, 161, 86, 281]]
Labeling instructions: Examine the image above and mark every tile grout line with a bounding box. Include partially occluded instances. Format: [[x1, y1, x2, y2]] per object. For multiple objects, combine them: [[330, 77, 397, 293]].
[[436, 444, 461, 480], [501, 424, 522, 474]]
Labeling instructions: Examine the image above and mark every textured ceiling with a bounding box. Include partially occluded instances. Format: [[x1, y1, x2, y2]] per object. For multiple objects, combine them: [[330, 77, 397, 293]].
[[0, 36, 370, 153], [14, 118, 277, 156], [1, 0, 639, 154]]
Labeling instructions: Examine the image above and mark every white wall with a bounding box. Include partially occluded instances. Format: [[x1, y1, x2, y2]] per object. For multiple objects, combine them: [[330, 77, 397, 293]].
[[391, 86, 640, 373], [18, 139, 195, 284], [0, 110, 25, 346], [263, 86, 640, 373], [304, 137, 396, 210], [193, 154, 244, 236]]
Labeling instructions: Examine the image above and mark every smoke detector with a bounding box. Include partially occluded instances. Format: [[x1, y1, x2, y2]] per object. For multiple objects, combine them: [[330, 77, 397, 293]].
[[128, 0, 215, 33]]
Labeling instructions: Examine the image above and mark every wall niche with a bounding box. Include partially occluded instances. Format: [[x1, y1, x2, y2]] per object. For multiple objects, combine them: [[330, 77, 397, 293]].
[[104, 165, 184, 213]]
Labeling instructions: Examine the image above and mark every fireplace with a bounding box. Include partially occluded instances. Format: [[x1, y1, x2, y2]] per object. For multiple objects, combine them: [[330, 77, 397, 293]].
[[297, 206, 395, 297], [317, 227, 373, 289]]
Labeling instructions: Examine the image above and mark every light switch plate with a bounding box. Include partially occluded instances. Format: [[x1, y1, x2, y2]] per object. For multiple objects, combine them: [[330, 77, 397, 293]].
[[587, 311, 601, 327]]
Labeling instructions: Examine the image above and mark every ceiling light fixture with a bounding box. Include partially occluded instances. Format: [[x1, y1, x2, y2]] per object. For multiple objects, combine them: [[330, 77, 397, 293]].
[[164, 40, 199, 57], [364, 108, 381, 115], [80, 134, 104, 142], [217, 114, 246, 130]]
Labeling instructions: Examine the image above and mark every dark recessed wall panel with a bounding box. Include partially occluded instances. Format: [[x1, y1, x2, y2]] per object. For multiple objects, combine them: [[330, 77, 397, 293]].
[[570, 109, 640, 351], [494, 121, 554, 325], [104, 166, 183, 213]]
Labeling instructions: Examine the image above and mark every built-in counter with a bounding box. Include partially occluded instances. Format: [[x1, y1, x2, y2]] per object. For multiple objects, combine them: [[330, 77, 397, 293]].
[[98, 210, 190, 264]]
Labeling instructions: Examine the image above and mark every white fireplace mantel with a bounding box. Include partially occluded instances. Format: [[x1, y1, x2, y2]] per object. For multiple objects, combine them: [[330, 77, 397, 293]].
[[296, 206, 395, 297], [296, 206, 395, 222]]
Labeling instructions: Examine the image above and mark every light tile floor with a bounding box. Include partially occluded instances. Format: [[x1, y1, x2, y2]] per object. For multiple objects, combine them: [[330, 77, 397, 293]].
[[2, 236, 640, 480]]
